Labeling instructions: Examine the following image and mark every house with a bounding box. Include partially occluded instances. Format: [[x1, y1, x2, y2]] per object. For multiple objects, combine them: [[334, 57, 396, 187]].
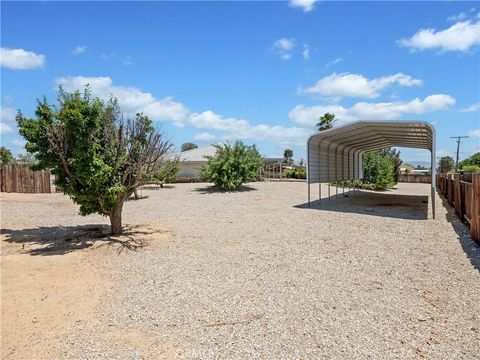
[[176, 145, 217, 181]]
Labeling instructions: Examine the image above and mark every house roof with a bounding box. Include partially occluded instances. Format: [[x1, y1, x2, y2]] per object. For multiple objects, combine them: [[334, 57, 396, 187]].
[[178, 145, 217, 162]]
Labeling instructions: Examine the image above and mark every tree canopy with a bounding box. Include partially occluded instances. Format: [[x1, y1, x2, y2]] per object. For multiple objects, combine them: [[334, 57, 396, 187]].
[[181, 142, 198, 152], [439, 156, 455, 174], [362, 150, 395, 190], [16, 88, 173, 234], [0, 147, 14, 164], [200, 141, 263, 190], [316, 113, 337, 132], [283, 148, 293, 164]]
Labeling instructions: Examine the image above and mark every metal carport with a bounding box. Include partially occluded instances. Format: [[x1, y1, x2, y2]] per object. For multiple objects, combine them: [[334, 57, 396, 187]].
[[306, 120, 436, 218]]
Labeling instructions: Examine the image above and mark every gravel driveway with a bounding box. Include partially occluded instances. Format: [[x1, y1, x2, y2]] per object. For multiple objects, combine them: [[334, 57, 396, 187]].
[[3, 182, 480, 359]]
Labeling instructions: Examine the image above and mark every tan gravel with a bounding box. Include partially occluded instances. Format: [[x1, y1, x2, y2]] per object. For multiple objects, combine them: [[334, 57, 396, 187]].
[[1, 182, 479, 359]]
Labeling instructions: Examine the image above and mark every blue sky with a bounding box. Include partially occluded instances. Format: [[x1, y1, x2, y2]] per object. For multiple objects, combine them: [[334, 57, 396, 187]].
[[1, 0, 479, 164]]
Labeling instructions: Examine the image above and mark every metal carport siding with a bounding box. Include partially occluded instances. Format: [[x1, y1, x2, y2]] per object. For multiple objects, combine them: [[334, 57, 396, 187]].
[[306, 120, 436, 218]]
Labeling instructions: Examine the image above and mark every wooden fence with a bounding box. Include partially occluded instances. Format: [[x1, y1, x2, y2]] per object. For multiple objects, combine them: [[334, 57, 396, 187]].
[[399, 174, 431, 183], [437, 173, 480, 244], [0, 165, 51, 193]]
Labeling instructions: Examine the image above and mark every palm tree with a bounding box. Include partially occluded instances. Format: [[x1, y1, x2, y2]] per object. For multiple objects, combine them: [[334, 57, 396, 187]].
[[316, 113, 336, 132]]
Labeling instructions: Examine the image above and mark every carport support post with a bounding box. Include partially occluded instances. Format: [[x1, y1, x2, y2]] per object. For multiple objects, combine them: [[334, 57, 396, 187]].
[[327, 142, 331, 199], [335, 146, 338, 197]]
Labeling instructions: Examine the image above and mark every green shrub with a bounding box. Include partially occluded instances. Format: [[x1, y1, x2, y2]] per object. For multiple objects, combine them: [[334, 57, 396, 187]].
[[151, 158, 180, 183], [285, 168, 306, 179], [199, 141, 263, 190], [363, 151, 395, 190], [462, 165, 480, 173]]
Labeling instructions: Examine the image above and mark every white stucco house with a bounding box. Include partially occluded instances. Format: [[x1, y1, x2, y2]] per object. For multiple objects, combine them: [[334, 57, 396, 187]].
[[176, 145, 217, 181]]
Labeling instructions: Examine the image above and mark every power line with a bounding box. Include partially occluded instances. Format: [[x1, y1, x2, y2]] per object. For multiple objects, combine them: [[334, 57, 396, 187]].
[[450, 136, 469, 172]]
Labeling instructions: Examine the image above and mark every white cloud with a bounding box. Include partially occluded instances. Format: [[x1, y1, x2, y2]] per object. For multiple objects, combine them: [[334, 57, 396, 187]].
[[302, 44, 310, 59], [55, 76, 312, 146], [1, 107, 17, 122], [56, 76, 189, 125], [300, 72, 423, 99], [0, 48, 45, 70], [188, 111, 310, 146], [72, 45, 87, 54], [289, 94, 456, 126], [289, 0, 317, 12], [460, 103, 480, 112], [447, 12, 468, 22], [193, 132, 216, 142], [323, 57, 343, 70], [398, 20, 480, 52], [0, 123, 13, 135], [274, 38, 295, 51], [273, 38, 295, 60], [468, 129, 480, 138]]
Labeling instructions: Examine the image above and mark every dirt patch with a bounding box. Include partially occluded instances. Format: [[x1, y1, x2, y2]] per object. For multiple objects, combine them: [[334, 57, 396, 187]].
[[0, 224, 170, 360]]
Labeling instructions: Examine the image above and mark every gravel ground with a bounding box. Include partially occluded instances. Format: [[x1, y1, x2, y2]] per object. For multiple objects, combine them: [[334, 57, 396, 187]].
[[2, 182, 480, 359]]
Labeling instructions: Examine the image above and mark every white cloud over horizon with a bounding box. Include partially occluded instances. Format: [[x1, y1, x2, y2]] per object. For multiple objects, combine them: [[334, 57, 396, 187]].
[[56, 76, 189, 125], [289, 94, 456, 126], [289, 0, 317, 12], [302, 44, 310, 59], [468, 129, 480, 138], [300, 72, 423, 99], [193, 132, 216, 142], [55, 76, 311, 146], [0, 48, 45, 70], [460, 103, 480, 112], [72, 45, 87, 54], [398, 19, 480, 52], [273, 38, 295, 60]]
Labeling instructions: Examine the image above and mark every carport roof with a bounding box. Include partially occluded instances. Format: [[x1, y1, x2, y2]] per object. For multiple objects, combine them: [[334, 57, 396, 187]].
[[307, 120, 434, 152]]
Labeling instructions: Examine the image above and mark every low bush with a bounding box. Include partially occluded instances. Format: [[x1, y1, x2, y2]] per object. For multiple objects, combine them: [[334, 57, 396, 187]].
[[285, 168, 306, 179], [199, 141, 263, 190]]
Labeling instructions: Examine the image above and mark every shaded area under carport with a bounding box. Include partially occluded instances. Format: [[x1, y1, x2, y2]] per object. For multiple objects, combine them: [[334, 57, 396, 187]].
[[296, 188, 429, 220]]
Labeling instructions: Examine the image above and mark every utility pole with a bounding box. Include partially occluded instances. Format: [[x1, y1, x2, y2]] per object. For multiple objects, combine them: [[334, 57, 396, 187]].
[[450, 136, 469, 172]]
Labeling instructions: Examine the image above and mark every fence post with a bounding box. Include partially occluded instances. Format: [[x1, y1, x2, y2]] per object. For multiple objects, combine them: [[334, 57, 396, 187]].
[[471, 174, 480, 244], [447, 174, 453, 206], [454, 175, 463, 221]]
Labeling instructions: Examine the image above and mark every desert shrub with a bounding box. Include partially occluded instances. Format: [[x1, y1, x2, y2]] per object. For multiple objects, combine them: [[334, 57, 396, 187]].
[[199, 141, 263, 190], [285, 168, 306, 179], [363, 151, 395, 190]]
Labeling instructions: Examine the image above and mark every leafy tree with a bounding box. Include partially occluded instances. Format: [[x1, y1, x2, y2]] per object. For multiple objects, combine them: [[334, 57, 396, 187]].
[[200, 141, 263, 190], [439, 156, 455, 173], [13, 152, 38, 167], [151, 157, 180, 185], [459, 152, 480, 169], [462, 165, 480, 173], [379, 148, 402, 183], [299, 158, 306, 168], [316, 113, 337, 132], [181, 142, 198, 152], [362, 150, 395, 190], [283, 148, 294, 164], [16, 88, 173, 234], [0, 147, 14, 164]]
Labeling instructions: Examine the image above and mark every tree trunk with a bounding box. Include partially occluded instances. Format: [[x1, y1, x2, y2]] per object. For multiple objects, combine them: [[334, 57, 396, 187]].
[[109, 198, 125, 235], [134, 188, 139, 200]]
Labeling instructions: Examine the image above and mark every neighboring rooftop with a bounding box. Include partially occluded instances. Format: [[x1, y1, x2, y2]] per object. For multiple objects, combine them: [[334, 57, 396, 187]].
[[178, 144, 217, 162]]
